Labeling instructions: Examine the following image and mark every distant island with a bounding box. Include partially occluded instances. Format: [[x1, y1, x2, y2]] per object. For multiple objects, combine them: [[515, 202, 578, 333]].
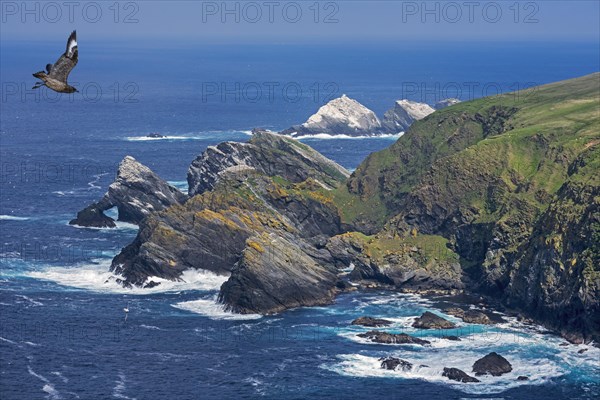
[[279, 94, 460, 137]]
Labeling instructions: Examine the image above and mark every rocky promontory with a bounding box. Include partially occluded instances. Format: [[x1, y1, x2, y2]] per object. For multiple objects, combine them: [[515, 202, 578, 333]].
[[110, 131, 354, 313], [69, 156, 186, 228]]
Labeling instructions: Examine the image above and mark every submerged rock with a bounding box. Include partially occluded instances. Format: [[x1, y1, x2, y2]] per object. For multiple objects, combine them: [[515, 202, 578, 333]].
[[70, 156, 186, 227], [472, 352, 512, 376], [357, 330, 430, 346], [351, 316, 393, 327], [442, 367, 480, 383], [379, 357, 413, 371], [442, 335, 461, 341], [412, 311, 456, 329], [445, 307, 492, 325], [517, 376, 529, 381], [70, 205, 116, 228]]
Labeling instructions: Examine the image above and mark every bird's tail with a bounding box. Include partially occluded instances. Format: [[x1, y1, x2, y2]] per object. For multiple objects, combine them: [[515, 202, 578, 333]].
[[33, 71, 47, 80]]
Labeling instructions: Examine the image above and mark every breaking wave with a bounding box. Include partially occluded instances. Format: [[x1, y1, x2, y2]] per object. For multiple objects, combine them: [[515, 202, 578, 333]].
[[25, 259, 229, 294], [172, 295, 262, 320]]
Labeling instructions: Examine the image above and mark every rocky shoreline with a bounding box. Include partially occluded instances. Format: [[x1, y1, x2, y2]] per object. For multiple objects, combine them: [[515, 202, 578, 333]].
[[70, 74, 600, 345]]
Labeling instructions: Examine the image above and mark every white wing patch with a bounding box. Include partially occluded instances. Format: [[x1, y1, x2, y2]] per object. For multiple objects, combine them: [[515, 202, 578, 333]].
[[67, 38, 77, 56]]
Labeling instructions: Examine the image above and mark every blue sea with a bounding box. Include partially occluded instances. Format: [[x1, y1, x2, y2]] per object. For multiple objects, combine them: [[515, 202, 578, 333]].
[[1, 40, 599, 399]]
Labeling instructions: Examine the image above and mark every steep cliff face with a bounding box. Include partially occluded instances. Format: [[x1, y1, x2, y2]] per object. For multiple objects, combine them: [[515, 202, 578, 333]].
[[69, 156, 187, 228], [506, 148, 600, 343], [342, 73, 600, 341], [220, 233, 339, 314], [327, 231, 465, 292]]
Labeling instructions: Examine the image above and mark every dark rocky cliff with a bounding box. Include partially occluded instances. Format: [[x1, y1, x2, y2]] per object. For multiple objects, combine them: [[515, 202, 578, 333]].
[[337, 73, 600, 342], [70, 156, 186, 228]]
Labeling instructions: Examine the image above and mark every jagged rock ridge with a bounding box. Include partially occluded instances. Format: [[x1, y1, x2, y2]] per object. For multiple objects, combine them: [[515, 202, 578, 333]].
[[187, 129, 349, 196], [69, 156, 186, 228]]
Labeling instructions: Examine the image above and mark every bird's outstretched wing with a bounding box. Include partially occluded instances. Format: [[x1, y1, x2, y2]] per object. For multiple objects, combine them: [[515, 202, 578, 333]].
[[49, 31, 78, 82]]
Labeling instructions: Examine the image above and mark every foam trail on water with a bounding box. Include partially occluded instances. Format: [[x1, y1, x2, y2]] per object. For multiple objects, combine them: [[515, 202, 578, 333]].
[[126, 135, 205, 141], [125, 130, 252, 142], [173, 295, 262, 320], [0, 215, 31, 221], [25, 259, 229, 294], [112, 372, 135, 400], [27, 366, 61, 400]]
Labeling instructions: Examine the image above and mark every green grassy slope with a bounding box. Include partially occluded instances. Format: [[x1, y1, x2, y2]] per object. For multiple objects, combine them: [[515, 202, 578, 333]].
[[339, 73, 600, 231]]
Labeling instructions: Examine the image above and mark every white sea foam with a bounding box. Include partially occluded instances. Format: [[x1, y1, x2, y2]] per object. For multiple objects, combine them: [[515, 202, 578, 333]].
[[172, 295, 262, 320], [0, 215, 30, 221], [126, 135, 205, 141], [26, 259, 229, 294], [67, 220, 139, 231], [126, 130, 253, 142], [140, 325, 162, 331], [0, 336, 18, 345], [325, 352, 564, 395], [112, 372, 136, 400], [330, 300, 600, 395], [167, 180, 189, 192], [16, 294, 44, 306], [50, 371, 69, 383], [88, 173, 108, 190], [294, 132, 404, 140], [28, 366, 61, 399]]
